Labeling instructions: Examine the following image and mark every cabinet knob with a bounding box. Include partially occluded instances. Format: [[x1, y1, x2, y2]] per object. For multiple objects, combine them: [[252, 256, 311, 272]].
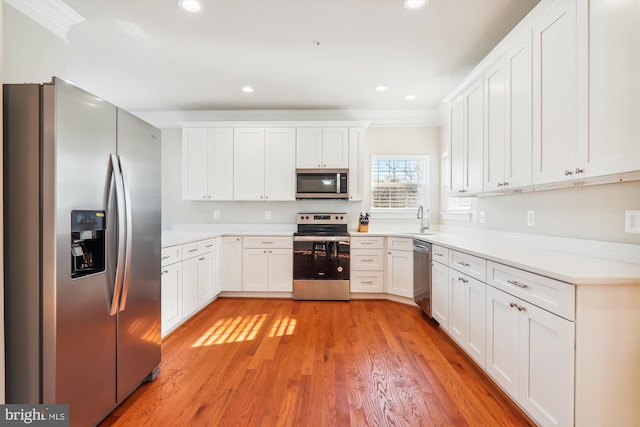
[[503, 182, 509, 187], [575, 168, 584, 174], [497, 183, 503, 187], [564, 170, 573, 176]]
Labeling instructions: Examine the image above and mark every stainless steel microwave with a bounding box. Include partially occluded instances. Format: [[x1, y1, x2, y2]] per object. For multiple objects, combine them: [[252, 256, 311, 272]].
[[296, 169, 349, 199]]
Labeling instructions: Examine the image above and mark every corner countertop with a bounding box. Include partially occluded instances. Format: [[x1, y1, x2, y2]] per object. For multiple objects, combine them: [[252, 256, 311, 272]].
[[163, 225, 640, 286]]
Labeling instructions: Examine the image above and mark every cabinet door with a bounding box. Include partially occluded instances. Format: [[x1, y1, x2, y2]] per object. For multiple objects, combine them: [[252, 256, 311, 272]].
[[483, 60, 506, 192], [197, 252, 215, 306], [208, 128, 234, 200], [449, 96, 465, 193], [214, 238, 222, 296], [431, 261, 449, 330], [348, 128, 365, 201], [533, 0, 578, 184], [182, 128, 209, 200], [465, 277, 486, 369], [221, 236, 242, 291], [265, 128, 296, 201], [322, 128, 349, 168], [386, 250, 413, 298], [464, 77, 484, 194], [448, 272, 466, 347], [486, 286, 520, 398], [268, 249, 293, 292], [582, 0, 640, 177], [519, 301, 575, 427], [182, 256, 200, 318], [242, 249, 269, 292], [234, 128, 265, 200], [505, 32, 533, 189], [161, 263, 182, 337], [296, 128, 323, 168]]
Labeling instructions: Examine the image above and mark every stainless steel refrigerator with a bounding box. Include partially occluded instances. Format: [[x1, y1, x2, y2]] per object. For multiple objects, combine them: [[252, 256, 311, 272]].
[[4, 77, 161, 426]]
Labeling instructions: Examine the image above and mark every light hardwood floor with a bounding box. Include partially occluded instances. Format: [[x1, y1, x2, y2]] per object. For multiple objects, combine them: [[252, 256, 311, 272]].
[[100, 298, 534, 426]]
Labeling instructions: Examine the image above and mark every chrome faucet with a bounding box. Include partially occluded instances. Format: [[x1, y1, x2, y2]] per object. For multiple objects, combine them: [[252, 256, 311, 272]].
[[417, 205, 429, 233]]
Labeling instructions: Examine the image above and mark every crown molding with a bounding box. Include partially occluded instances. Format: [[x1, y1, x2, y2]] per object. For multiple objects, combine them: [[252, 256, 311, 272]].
[[4, 0, 85, 42], [131, 109, 445, 129]]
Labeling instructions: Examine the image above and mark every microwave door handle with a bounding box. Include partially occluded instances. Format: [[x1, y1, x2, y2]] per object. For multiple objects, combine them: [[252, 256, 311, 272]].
[[336, 173, 340, 194]]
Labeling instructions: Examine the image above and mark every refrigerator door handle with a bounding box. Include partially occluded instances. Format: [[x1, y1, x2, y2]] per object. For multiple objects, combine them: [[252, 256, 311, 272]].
[[118, 155, 133, 312], [110, 154, 126, 316]]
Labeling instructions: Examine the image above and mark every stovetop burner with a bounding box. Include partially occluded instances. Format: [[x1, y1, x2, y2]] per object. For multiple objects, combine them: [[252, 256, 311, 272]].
[[296, 213, 348, 236]]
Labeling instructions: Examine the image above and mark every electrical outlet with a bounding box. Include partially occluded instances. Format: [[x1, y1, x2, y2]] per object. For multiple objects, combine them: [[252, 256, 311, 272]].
[[213, 210, 220, 220], [479, 211, 486, 224], [625, 210, 640, 234], [527, 210, 535, 226], [265, 210, 272, 220]]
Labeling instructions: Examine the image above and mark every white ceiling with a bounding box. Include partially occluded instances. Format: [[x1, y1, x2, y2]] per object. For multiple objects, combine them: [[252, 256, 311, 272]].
[[22, 0, 540, 115]]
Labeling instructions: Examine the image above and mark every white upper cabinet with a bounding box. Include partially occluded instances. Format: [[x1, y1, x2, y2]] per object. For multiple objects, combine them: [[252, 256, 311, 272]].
[[182, 128, 233, 201], [348, 128, 365, 201], [450, 78, 484, 195], [581, 0, 640, 177], [532, 0, 579, 184], [234, 128, 296, 201], [264, 128, 296, 201], [296, 127, 349, 169], [484, 32, 533, 192]]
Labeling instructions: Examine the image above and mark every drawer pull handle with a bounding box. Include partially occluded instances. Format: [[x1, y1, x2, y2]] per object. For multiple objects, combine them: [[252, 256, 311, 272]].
[[205, 244, 214, 248], [199, 257, 205, 261], [507, 280, 528, 289], [509, 302, 516, 308], [361, 242, 374, 245], [261, 241, 275, 244], [517, 305, 526, 312], [458, 277, 468, 284], [161, 269, 169, 274], [161, 255, 170, 260], [361, 259, 373, 262], [361, 281, 373, 284], [435, 253, 444, 257], [457, 261, 471, 267], [188, 248, 198, 253]]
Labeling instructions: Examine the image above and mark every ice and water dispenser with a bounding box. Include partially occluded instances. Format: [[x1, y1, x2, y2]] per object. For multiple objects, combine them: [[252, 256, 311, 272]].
[[71, 210, 106, 278]]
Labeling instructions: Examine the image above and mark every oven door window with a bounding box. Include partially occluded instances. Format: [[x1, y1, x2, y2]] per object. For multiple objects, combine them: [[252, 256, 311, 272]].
[[297, 173, 337, 194], [293, 239, 350, 280]]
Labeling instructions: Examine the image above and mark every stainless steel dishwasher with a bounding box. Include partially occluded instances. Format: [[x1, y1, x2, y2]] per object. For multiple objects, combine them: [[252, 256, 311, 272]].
[[413, 239, 432, 317]]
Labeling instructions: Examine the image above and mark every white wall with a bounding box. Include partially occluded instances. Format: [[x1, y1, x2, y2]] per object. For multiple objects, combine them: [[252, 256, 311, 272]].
[[1, 0, 5, 405], [438, 123, 640, 244], [162, 126, 441, 232]]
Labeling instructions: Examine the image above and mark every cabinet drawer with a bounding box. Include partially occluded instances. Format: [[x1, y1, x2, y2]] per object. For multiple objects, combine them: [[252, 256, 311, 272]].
[[432, 245, 449, 265], [351, 236, 384, 249], [198, 238, 216, 253], [243, 236, 292, 249], [351, 250, 384, 270], [161, 245, 182, 266], [350, 271, 384, 293], [487, 261, 575, 320], [449, 250, 486, 282], [387, 237, 413, 252], [182, 242, 200, 259]]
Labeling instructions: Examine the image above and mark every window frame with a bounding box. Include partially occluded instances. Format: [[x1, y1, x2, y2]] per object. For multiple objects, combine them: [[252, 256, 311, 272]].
[[370, 154, 430, 219]]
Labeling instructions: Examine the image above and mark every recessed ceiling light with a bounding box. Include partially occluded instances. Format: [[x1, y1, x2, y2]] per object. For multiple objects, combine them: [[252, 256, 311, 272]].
[[405, 95, 416, 100], [178, 0, 202, 12], [403, 0, 428, 10], [242, 86, 254, 93], [375, 85, 388, 92]]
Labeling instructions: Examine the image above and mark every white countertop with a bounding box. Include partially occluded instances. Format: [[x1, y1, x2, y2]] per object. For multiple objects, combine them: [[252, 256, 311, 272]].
[[163, 225, 640, 286]]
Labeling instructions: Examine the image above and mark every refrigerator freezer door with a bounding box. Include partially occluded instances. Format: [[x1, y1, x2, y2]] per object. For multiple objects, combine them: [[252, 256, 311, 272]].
[[115, 108, 162, 402], [47, 78, 119, 426]]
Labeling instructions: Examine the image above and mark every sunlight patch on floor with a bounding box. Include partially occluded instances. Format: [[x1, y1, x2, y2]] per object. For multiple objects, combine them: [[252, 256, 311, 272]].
[[192, 314, 297, 347]]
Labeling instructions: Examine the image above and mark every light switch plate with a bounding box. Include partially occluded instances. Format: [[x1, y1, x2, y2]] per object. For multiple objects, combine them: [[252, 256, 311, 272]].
[[625, 210, 640, 234], [213, 210, 220, 220], [527, 210, 535, 226], [265, 211, 272, 220]]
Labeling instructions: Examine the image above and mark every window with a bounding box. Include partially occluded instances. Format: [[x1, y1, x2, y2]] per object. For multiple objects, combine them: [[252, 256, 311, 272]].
[[371, 155, 429, 216], [441, 151, 471, 220]]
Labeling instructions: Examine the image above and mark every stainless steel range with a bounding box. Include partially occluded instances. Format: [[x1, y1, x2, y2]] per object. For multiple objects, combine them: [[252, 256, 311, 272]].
[[293, 213, 350, 300]]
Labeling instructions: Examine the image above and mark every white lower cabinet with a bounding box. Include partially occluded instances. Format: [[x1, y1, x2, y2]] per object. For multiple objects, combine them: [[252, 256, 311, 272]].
[[448, 270, 486, 368], [385, 238, 413, 298], [161, 238, 218, 338], [242, 236, 293, 292], [161, 261, 182, 337], [486, 285, 574, 427], [220, 236, 243, 291], [431, 258, 449, 329], [350, 236, 385, 293]]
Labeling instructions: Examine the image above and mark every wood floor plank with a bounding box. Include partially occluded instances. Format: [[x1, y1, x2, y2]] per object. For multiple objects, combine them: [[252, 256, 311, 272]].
[[100, 298, 535, 427]]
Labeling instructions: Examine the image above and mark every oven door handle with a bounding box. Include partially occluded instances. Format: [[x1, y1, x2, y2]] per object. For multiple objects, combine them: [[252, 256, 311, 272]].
[[293, 235, 350, 242]]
